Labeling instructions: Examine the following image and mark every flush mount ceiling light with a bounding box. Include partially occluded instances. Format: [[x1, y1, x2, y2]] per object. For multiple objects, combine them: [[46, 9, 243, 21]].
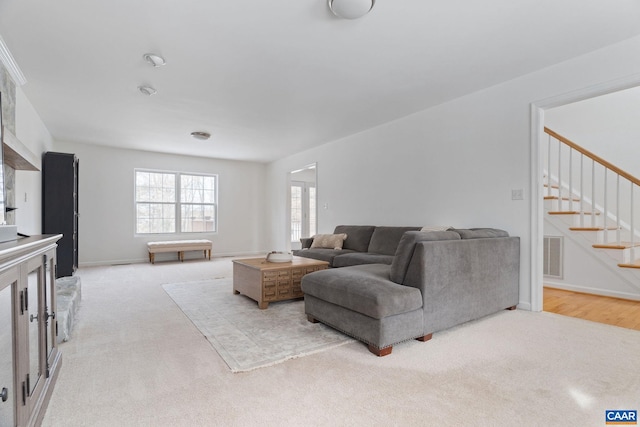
[[143, 53, 166, 67], [328, 0, 375, 19], [137, 85, 157, 96], [190, 131, 211, 140]]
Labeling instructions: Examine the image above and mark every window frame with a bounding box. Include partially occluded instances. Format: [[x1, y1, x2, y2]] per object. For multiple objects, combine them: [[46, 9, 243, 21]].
[[134, 169, 218, 235]]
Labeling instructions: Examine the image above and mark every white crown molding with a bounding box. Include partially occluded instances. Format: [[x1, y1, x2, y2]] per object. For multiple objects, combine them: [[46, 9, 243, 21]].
[[0, 35, 27, 86]]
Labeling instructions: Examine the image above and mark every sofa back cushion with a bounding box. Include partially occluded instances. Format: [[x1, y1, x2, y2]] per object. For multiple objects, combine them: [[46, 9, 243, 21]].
[[334, 225, 376, 252], [453, 228, 509, 239], [390, 230, 461, 284], [368, 226, 421, 255]]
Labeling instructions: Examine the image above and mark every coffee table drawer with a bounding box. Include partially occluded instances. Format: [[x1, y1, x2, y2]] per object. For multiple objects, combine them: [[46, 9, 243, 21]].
[[263, 282, 278, 301]]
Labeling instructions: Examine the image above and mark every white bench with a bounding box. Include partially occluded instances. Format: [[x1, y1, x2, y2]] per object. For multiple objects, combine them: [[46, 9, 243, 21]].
[[147, 239, 212, 264]]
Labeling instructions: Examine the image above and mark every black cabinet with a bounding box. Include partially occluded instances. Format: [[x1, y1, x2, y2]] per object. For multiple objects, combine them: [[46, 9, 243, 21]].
[[42, 152, 78, 278]]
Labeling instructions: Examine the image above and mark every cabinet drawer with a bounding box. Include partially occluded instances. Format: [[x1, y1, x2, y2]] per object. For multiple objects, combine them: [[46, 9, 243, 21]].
[[277, 270, 291, 279], [263, 282, 277, 299], [291, 285, 303, 298], [263, 282, 277, 291], [263, 271, 278, 280], [263, 290, 278, 301], [277, 288, 292, 298]]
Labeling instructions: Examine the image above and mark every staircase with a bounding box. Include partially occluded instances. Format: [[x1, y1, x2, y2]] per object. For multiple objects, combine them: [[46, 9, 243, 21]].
[[543, 127, 640, 298]]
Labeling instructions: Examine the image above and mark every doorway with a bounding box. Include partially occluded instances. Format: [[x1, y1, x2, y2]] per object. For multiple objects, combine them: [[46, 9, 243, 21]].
[[289, 164, 317, 250], [532, 75, 640, 312]]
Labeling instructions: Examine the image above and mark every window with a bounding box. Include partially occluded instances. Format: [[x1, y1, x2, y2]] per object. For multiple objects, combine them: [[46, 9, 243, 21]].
[[135, 170, 217, 234], [290, 181, 316, 243]]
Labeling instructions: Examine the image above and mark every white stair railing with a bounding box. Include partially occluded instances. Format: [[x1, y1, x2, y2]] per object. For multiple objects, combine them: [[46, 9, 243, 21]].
[[544, 127, 640, 267]]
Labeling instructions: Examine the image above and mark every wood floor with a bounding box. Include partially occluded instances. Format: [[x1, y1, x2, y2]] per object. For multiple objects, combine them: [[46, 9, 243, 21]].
[[543, 287, 640, 331]]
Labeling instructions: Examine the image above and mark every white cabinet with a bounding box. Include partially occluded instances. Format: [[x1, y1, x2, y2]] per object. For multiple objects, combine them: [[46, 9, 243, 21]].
[[0, 235, 61, 427]]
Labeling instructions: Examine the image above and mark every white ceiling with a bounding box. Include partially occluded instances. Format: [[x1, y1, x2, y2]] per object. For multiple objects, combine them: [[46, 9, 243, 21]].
[[1, 0, 640, 163]]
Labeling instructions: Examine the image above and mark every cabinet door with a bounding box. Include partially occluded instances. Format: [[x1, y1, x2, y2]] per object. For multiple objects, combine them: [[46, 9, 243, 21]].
[[0, 269, 19, 427], [23, 258, 45, 413], [43, 253, 58, 372]]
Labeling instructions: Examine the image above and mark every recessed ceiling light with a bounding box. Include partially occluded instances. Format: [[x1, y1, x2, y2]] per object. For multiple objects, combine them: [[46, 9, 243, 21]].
[[138, 85, 157, 96], [190, 131, 211, 140], [143, 53, 166, 67]]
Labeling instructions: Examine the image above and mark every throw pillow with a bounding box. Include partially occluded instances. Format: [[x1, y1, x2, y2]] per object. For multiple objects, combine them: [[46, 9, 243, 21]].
[[310, 233, 348, 250]]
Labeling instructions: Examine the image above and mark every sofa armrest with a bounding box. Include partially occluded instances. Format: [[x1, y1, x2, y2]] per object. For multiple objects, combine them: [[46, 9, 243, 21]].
[[403, 237, 520, 334], [300, 237, 314, 249]]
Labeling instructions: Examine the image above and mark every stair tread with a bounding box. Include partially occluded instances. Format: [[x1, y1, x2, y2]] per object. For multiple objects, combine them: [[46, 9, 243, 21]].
[[618, 261, 640, 269], [548, 211, 600, 215], [569, 227, 618, 231], [544, 196, 581, 201], [593, 242, 640, 250]]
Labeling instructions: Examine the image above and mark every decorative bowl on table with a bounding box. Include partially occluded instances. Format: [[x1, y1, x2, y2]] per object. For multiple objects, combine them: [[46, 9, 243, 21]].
[[266, 251, 293, 263]]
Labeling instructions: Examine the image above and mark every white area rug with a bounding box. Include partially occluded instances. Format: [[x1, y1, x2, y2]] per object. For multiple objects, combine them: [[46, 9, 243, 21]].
[[163, 279, 355, 372]]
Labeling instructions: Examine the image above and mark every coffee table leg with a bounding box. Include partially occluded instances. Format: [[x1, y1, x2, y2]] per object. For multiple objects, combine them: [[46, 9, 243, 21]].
[[258, 301, 269, 309]]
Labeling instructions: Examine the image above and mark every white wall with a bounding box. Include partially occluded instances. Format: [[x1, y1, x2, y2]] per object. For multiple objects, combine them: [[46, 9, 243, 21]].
[[265, 35, 640, 310], [53, 141, 268, 266], [545, 86, 640, 178], [544, 221, 640, 300], [14, 86, 55, 235]]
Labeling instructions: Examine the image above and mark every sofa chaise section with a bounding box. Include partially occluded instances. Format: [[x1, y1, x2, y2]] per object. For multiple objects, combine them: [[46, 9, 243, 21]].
[[301, 229, 520, 356]]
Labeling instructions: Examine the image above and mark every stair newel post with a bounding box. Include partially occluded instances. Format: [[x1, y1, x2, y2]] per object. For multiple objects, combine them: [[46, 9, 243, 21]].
[[557, 139, 562, 208], [603, 169, 609, 243], [591, 159, 596, 228], [579, 154, 585, 228], [547, 134, 552, 198], [631, 184, 636, 263], [616, 174, 621, 246], [568, 147, 574, 212]]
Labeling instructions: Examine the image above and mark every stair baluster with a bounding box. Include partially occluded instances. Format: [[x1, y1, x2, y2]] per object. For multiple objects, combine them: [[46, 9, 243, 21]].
[[544, 127, 640, 269]]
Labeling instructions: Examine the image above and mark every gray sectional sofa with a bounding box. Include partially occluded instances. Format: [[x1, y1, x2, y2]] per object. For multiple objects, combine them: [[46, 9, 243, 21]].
[[300, 228, 520, 356], [293, 225, 422, 267]]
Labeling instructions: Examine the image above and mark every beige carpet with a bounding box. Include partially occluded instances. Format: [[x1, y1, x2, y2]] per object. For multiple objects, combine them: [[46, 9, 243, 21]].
[[163, 279, 354, 372], [42, 259, 640, 427]]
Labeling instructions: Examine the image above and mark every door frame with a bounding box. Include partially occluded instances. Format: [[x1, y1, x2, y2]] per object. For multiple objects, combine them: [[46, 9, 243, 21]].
[[530, 73, 640, 311], [287, 163, 317, 252]]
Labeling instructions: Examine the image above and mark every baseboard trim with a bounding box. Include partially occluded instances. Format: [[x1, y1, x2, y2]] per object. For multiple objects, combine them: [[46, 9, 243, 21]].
[[79, 251, 268, 267], [517, 301, 532, 311], [544, 281, 640, 301]]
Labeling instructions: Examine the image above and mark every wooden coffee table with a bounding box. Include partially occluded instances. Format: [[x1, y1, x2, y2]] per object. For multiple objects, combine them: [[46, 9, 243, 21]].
[[232, 256, 329, 309]]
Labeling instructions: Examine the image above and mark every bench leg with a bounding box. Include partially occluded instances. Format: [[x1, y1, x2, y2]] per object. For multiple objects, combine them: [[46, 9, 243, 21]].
[[179, 251, 184, 262], [149, 253, 155, 264]]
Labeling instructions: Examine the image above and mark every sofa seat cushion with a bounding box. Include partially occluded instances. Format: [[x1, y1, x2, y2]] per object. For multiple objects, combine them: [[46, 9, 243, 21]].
[[293, 248, 356, 267], [301, 264, 422, 319], [332, 253, 394, 268]]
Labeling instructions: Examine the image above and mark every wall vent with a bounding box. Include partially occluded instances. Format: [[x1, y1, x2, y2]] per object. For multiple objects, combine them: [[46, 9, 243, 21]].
[[543, 235, 563, 278]]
